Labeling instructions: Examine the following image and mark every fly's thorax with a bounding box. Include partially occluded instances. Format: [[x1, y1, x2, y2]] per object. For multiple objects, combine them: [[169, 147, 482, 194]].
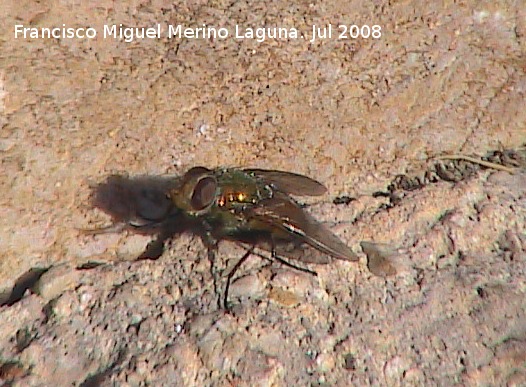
[[214, 168, 273, 211], [216, 188, 256, 208]]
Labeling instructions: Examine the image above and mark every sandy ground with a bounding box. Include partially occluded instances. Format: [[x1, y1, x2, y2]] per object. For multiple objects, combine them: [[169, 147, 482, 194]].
[[1, 0, 525, 385]]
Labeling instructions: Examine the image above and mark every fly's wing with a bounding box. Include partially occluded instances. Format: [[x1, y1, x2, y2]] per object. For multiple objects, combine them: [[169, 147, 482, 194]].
[[244, 169, 327, 196], [253, 237, 331, 264], [247, 193, 358, 262]]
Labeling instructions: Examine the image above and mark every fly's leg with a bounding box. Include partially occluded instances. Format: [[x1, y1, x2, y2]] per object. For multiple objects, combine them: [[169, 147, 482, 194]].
[[206, 247, 223, 309], [137, 228, 174, 260], [137, 237, 166, 260], [266, 237, 318, 276], [78, 223, 128, 235], [136, 217, 187, 260], [223, 247, 254, 309], [83, 217, 182, 260], [200, 221, 224, 308], [79, 218, 166, 236], [268, 250, 318, 276]]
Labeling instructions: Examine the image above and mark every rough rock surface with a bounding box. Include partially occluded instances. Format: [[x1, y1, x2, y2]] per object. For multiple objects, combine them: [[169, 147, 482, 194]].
[[1, 0, 525, 385]]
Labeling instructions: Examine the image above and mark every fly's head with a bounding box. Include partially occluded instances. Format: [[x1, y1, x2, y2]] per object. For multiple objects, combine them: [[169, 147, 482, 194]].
[[169, 167, 219, 217]]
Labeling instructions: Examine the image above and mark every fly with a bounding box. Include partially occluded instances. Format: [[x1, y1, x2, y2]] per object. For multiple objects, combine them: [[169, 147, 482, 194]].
[[87, 167, 357, 308]]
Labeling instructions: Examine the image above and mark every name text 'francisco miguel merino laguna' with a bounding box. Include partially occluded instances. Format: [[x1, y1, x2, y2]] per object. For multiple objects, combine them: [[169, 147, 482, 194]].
[[15, 24, 299, 43]]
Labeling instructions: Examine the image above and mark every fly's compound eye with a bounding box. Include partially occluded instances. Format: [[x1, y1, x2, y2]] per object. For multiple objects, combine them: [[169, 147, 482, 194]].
[[191, 176, 217, 211]]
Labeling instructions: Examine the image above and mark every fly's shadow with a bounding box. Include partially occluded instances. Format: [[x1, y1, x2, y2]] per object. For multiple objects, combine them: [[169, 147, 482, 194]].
[[90, 174, 180, 234], [87, 174, 192, 260]]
